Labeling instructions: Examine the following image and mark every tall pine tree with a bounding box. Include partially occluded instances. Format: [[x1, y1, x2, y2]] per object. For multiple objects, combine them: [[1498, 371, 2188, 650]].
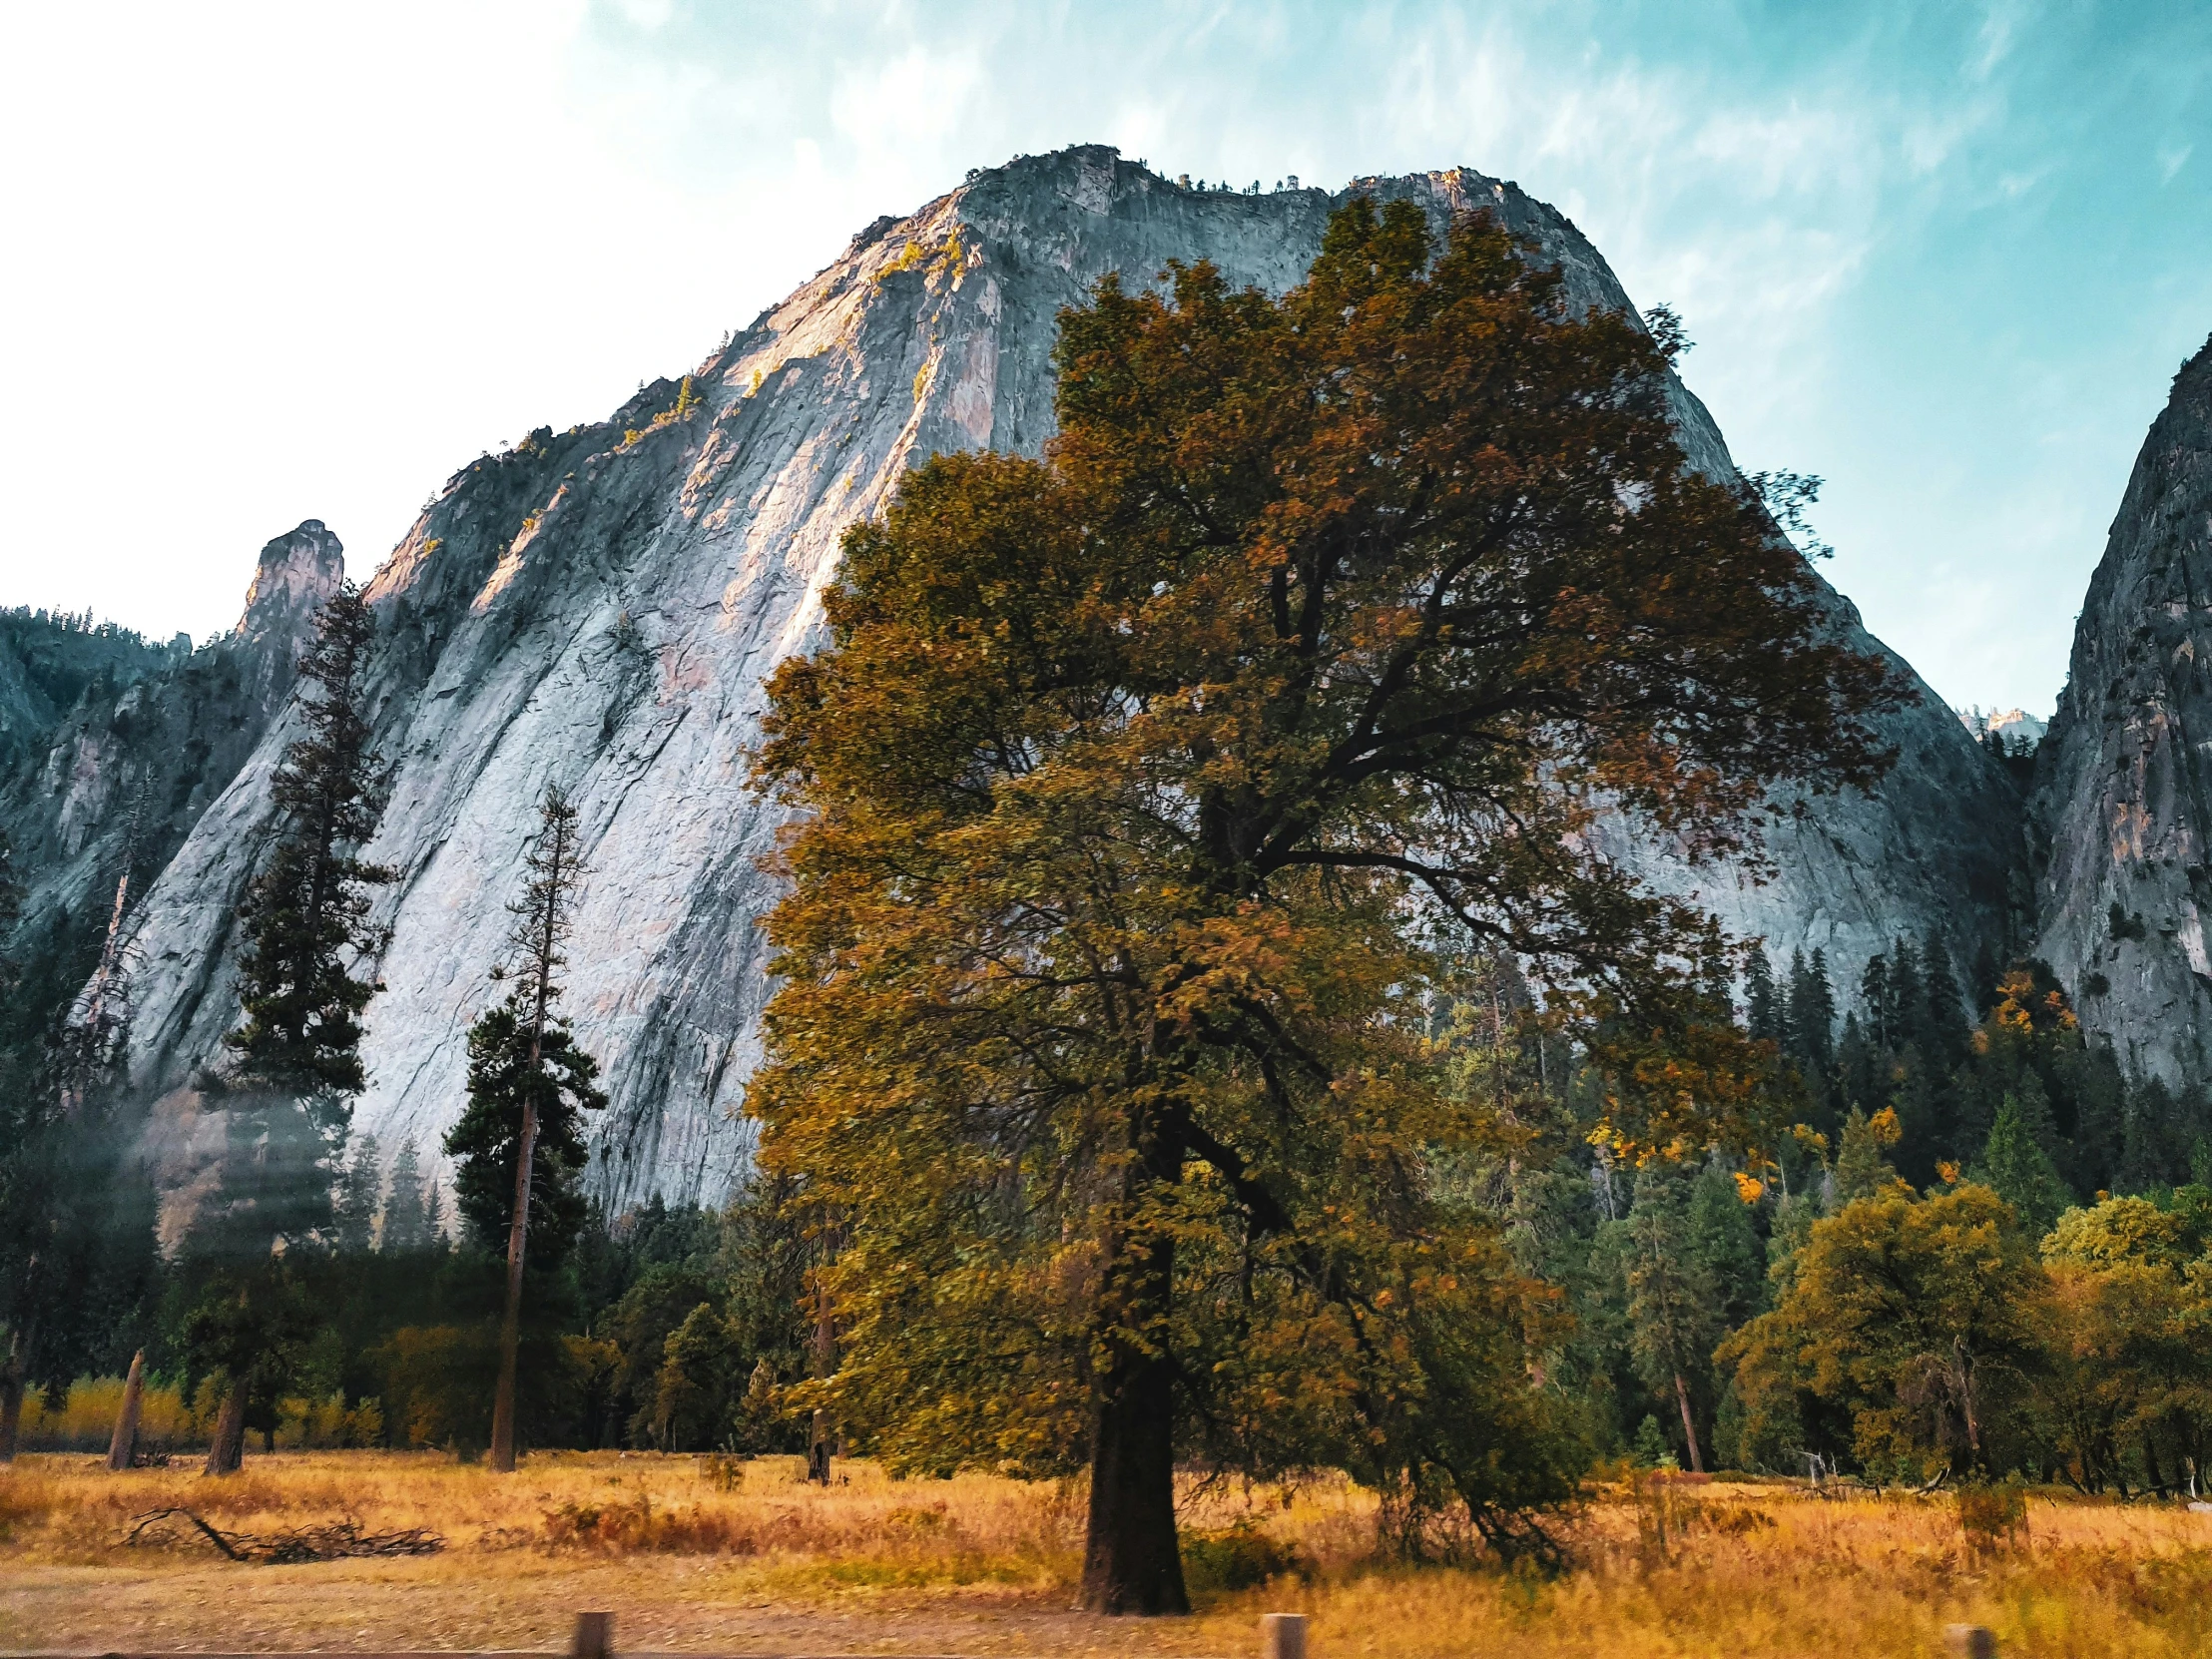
[[444, 784, 605, 1472], [1623, 1165, 1722, 1472], [186, 583, 391, 1474]]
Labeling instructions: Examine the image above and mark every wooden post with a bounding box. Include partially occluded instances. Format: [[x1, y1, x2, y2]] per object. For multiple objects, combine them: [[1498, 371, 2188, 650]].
[[1943, 1626, 1996, 1659], [1261, 1612, 1307, 1659], [571, 1611, 613, 1659], [107, 1350, 146, 1470]]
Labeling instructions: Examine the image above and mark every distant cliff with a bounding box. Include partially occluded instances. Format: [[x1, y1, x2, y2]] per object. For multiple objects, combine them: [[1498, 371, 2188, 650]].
[[49, 148, 2021, 1206], [0, 523, 340, 990], [2033, 336, 2212, 1081]]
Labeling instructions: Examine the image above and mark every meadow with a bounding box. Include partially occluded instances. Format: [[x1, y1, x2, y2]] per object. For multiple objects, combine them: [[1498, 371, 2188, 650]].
[[2, 1452, 2209, 1656]]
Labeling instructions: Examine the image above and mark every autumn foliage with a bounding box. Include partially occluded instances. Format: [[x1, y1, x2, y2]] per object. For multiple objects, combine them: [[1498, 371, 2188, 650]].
[[751, 198, 1898, 1611]]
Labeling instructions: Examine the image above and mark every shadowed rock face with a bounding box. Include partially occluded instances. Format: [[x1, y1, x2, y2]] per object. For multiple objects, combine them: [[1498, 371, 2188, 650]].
[[2032, 337, 2212, 1082], [108, 146, 2021, 1207], [0, 521, 341, 946]]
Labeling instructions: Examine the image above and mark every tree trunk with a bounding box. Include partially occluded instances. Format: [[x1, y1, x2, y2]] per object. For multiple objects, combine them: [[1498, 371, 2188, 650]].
[[1952, 1339, 1982, 1471], [205, 1374, 250, 1475], [1672, 1371, 1706, 1474], [107, 1350, 146, 1470], [807, 1231, 836, 1484], [0, 1333, 23, 1464], [1079, 1221, 1189, 1615], [488, 1090, 540, 1474]]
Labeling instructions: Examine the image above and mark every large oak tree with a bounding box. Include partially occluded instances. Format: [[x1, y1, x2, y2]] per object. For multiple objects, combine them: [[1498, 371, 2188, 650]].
[[752, 199, 1898, 1612]]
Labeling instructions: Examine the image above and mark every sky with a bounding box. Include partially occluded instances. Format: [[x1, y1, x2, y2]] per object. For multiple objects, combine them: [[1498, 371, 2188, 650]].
[[0, 2, 2205, 716]]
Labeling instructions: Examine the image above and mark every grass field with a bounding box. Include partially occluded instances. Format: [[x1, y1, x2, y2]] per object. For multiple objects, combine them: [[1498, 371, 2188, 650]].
[[2, 1452, 2209, 1656]]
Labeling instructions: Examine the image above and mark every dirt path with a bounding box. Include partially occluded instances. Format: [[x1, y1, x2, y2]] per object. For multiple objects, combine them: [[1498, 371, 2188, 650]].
[[0, 1559, 1240, 1657]]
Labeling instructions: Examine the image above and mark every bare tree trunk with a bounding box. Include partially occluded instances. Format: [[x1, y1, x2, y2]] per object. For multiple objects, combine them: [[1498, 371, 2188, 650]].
[[1673, 1371, 1706, 1474], [488, 1092, 539, 1474], [107, 1350, 146, 1470], [205, 1374, 250, 1475], [807, 1238, 835, 1484], [1079, 1221, 1189, 1615], [0, 1332, 23, 1463], [1953, 1339, 1982, 1471]]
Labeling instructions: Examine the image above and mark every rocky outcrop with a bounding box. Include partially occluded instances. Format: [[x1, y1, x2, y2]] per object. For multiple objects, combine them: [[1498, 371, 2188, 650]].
[[2032, 337, 2212, 1081], [105, 147, 2021, 1205], [0, 522, 340, 964]]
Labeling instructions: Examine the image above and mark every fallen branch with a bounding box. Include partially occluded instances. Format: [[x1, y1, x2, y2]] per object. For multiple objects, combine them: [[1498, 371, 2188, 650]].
[[124, 1507, 443, 1562], [127, 1506, 246, 1560]]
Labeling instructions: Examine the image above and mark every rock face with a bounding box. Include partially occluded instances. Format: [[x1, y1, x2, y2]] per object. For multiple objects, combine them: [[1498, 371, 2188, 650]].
[[2032, 337, 2212, 1081], [0, 613, 184, 776], [106, 146, 2022, 1206], [0, 522, 340, 951]]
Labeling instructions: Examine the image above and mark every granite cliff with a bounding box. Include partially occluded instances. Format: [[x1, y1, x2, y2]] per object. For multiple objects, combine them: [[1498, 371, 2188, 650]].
[[0, 523, 341, 970], [2032, 336, 2212, 1081], [49, 147, 2020, 1206]]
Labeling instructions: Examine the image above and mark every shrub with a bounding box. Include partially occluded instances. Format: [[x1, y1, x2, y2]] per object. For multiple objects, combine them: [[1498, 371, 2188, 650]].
[[1957, 1480, 2026, 1554], [1180, 1518, 1311, 1592]]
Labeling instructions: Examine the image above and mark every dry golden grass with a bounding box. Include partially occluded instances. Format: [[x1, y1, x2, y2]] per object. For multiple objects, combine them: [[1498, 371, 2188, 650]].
[[2, 1452, 2209, 1655], [16, 1376, 213, 1452]]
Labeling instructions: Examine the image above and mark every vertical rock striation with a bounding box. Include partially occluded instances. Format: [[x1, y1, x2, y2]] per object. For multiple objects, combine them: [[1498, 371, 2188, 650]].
[[104, 147, 2020, 1205], [2032, 336, 2212, 1081]]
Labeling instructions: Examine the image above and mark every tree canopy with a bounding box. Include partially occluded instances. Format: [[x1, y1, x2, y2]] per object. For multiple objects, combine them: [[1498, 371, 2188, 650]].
[[752, 197, 1899, 1611]]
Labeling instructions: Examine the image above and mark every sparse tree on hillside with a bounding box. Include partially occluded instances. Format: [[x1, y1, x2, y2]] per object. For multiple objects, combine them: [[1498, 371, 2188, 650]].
[[444, 784, 605, 1473], [752, 199, 1899, 1611]]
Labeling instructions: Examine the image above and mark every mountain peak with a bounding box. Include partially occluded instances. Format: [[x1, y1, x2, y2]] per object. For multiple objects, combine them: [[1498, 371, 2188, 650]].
[[235, 519, 344, 645]]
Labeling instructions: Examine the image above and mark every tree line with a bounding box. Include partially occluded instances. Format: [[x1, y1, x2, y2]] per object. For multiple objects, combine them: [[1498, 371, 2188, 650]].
[[0, 588, 811, 1469]]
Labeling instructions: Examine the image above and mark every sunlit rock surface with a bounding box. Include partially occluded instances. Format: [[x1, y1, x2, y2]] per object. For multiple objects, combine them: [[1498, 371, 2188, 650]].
[[2032, 336, 2212, 1081], [112, 147, 2022, 1205]]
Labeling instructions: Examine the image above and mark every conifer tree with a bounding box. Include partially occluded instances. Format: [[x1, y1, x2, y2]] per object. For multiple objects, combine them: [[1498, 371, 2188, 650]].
[[1835, 1012, 1880, 1115], [1623, 1167, 1721, 1472], [1794, 948, 1838, 1069], [2117, 1077, 2189, 1192], [1891, 937, 1925, 1045], [1972, 1092, 2075, 1239], [333, 1134, 381, 1255], [187, 582, 390, 1475], [380, 1139, 426, 1251], [1919, 930, 1968, 1071], [1745, 952, 1782, 1044], [1860, 951, 1892, 1050], [1688, 1162, 1767, 1329], [444, 784, 604, 1473], [1834, 1105, 1905, 1203], [223, 583, 391, 1102]]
